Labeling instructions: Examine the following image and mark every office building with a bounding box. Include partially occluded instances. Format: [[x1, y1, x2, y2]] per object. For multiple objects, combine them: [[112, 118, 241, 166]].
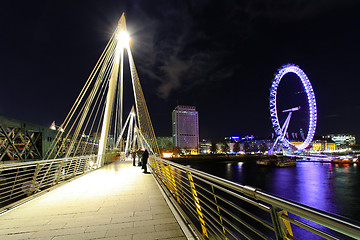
[[172, 106, 199, 153]]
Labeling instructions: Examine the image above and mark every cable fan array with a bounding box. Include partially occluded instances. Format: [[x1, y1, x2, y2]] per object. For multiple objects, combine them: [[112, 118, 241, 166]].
[[44, 13, 159, 164]]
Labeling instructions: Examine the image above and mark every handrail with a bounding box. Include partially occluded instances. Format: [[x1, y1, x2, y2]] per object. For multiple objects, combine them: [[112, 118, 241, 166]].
[[0, 156, 88, 170], [2, 155, 359, 239], [0, 154, 101, 212], [255, 191, 360, 239], [149, 156, 360, 240]]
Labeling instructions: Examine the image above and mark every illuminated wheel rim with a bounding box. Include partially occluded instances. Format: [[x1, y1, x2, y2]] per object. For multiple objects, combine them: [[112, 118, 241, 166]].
[[269, 64, 317, 150]]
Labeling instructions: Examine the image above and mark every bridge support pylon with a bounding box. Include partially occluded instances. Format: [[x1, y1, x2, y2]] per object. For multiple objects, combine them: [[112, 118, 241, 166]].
[[97, 13, 127, 167]]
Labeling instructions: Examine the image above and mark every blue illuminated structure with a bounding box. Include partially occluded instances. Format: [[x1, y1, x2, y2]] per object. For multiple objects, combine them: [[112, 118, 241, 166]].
[[269, 64, 317, 152]]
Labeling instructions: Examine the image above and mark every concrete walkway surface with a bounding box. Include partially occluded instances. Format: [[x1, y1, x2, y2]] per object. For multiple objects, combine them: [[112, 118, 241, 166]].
[[0, 160, 189, 240]]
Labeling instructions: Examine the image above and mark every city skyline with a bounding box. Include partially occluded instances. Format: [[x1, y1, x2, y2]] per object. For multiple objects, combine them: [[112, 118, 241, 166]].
[[1, 1, 360, 141]]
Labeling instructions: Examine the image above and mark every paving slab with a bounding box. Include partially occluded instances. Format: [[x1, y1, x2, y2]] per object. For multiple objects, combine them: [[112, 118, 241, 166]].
[[0, 160, 188, 240]]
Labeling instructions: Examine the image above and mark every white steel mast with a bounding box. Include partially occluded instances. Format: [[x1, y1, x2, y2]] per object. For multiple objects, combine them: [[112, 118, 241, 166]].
[[96, 13, 128, 167]]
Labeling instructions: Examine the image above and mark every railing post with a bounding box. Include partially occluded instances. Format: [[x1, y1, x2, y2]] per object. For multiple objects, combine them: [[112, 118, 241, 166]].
[[270, 206, 289, 240], [55, 159, 65, 184], [211, 185, 227, 239], [29, 163, 40, 195], [159, 160, 167, 184], [168, 165, 180, 204], [9, 168, 20, 199], [83, 157, 88, 173], [164, 163, 171, 190], [187, 171, 209, 239], [278, 210, 294, 239], [149, 156, 158, 175], [73, 158, 80, 177], [154, 157, 162, 177], [65, 158, 72, 176]]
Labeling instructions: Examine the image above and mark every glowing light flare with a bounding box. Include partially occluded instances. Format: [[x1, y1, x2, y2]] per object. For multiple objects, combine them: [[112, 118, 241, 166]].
[[162, 152, 173, 158], [88, 161, 94, 168], [116, 31, 130, 48]]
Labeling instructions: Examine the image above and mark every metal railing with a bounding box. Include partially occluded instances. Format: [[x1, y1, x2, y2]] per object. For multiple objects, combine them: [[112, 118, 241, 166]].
[[0, 155, 99, 211], [149, 156, 360, 240]]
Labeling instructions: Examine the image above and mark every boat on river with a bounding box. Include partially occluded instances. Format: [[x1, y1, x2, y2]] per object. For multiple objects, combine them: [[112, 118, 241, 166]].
[[331, 156, 359, 164], [257, 156, 296, 167]]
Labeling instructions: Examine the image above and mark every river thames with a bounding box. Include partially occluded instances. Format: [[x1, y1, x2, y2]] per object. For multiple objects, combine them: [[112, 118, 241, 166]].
[[186, 160, 360, 223]]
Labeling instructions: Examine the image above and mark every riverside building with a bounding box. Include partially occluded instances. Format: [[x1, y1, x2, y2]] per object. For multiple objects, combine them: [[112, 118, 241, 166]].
[[172, 106, 199, 153]]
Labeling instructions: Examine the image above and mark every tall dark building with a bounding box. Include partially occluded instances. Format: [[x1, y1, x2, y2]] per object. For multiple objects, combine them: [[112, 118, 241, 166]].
[[172, 106, 199, 153]]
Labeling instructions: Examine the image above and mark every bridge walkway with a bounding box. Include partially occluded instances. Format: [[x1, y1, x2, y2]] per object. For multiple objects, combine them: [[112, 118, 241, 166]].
[[0, 160, 189, 240]]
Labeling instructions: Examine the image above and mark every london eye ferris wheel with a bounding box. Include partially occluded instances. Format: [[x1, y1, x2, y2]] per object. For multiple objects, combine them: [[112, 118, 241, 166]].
[[269, 64, 317, 152]]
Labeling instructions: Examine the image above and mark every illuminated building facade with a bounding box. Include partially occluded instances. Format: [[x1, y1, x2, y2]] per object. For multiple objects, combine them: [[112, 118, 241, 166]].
[[199, 139, 211, 154], [324, 134, 356, 148], [172, 106, 199, 153], [310, 140, 336, 152]]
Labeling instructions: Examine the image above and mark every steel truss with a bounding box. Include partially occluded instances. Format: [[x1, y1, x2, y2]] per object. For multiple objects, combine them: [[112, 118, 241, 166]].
[[0, 124, 42, 161]]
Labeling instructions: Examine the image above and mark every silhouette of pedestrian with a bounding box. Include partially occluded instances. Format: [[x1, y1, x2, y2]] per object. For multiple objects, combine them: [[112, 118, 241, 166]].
[[131, 151, 136, 166], [141, 149, 149, 173], [137, 149, 143, 166]]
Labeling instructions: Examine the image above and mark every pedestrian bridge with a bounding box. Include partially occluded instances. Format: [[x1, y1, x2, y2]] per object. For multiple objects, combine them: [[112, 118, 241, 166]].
[[1, 156, 359, 240], [0, 158, 191, 240], [1, 13, 360, 240]]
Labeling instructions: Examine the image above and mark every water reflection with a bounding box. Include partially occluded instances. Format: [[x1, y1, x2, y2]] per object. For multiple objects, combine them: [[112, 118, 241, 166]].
[[296, 163, 337, 213], [188, 161, 360, 222]]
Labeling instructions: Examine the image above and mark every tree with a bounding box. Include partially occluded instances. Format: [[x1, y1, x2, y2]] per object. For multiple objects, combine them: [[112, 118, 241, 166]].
[[243, 141, 250, 153], [172, 147, 180, 156], [221, 143, 230, 153], [233, 142, 240, 153], [210, 142, 217, 154]]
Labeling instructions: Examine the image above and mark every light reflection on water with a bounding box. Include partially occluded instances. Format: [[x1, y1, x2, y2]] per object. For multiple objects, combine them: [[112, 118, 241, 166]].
[[188, 160, 360, 222]]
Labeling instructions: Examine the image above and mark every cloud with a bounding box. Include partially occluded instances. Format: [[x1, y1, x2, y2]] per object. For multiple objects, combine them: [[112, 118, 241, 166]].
[[157, 54, 188, 98], [131, 2, 195, 99], [131, 0, 274, 99], [132, 0, 360, 100]]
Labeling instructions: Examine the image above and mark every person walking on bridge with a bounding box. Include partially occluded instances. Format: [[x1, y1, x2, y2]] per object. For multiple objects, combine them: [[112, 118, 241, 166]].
[[131, 150, 136, 166], [141, 149, 149, 173]]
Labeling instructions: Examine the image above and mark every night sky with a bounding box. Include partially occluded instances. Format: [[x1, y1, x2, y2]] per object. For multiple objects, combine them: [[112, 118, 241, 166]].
[[1, 0, 360, 142]]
